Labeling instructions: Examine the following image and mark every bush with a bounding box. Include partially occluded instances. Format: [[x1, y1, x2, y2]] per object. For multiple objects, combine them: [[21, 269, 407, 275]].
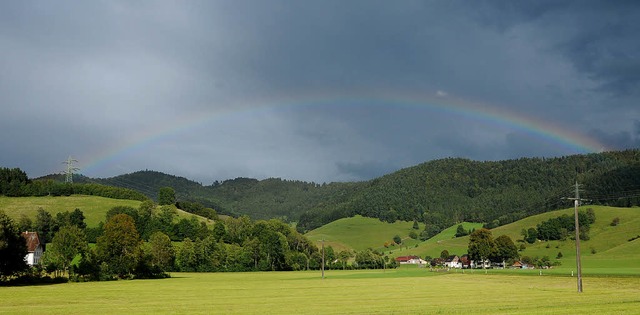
[[610, 217, 620, 226]]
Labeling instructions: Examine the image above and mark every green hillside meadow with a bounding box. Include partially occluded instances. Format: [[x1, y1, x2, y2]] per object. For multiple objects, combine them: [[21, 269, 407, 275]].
[[0, 195, 212, 227], [305, 215, 424, 252], [0, 195, 141, 227], [0, 269, 638, 314], [384, 205, 640, 275]]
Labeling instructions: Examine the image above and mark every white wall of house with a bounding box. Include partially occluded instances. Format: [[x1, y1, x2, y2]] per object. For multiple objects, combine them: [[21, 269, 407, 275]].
[[445, 261, 462, 268], [24, 246, 43, 266]]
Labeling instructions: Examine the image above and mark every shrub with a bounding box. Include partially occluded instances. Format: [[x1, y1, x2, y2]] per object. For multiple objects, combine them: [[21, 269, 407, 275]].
[[610, 217, 620, 226]]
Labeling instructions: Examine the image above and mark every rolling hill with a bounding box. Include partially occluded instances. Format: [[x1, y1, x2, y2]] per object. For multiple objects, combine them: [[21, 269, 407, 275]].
[[379, 205, 640, 273], [33, 150, 640, 235], [0, 195, 213, 228]]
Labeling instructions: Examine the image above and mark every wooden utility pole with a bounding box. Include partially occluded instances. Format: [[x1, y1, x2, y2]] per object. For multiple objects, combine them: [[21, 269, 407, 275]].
[[321, 239, 325, 279], [566, 182, 584, 293]]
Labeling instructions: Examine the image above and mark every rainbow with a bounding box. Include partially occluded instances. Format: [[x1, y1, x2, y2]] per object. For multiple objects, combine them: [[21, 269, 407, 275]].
[[80, 92, 610, 177]]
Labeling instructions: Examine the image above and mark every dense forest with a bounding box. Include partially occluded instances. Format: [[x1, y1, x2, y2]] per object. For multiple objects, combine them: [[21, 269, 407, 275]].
[[26, 149, 640, 235], [297, 150, 640, 233]]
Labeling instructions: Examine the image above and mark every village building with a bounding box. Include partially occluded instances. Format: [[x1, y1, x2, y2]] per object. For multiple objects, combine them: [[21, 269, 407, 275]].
[[443, 255, 462, 268], [21, 231, 44, 266], [395, 255, 428, 265]]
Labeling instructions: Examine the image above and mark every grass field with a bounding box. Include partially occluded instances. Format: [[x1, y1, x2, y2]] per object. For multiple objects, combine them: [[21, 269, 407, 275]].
[[0, 195, 142, 227], [389, 206, 640, 270], [0, 268, 638, 314], [305, 215, 425, 252], [0, 195, 213, 227]]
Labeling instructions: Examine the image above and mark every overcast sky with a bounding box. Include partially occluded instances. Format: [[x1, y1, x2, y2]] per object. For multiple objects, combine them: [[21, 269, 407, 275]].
[[1, 1, 639, 184]]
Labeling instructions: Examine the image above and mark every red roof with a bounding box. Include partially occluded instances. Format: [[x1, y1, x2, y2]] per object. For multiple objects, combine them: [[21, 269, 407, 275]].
[[395, 256, 419, 262], [21, 231, 41, 252]]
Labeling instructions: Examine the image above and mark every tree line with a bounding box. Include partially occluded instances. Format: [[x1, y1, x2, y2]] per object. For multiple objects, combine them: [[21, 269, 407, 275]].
[[521, 209, 596, 243], [0, 167, 147, 201]]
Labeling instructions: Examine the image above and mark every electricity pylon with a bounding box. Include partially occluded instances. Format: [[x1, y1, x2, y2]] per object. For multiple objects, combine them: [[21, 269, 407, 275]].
[[63, 156, 79, 183]]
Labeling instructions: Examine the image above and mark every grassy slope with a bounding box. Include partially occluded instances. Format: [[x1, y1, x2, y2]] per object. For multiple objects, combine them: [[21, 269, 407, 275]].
[[0, 270, 638, 314], [305, 215, 424, 252], [309, 206, 640, 274], [0, 195, 213, 228], [396, 206, 640, 274], [0, 195, 141, 227]]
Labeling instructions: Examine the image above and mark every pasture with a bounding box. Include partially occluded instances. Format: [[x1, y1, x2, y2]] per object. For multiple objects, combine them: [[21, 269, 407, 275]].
[[1, 268, 638, 314], [0, 195, 141, 227], [0, 195, 213, 227]]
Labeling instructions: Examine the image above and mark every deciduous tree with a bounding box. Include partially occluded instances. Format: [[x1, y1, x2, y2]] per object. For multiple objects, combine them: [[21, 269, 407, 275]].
[[147, 231, 174, 271], [158, 187, 176, 206], [0, 211, 28, 279], [47, 225, 87, 275], [492, 234, 518, 263], [96, 214, 141, 278], [468, 228, 496, 268]]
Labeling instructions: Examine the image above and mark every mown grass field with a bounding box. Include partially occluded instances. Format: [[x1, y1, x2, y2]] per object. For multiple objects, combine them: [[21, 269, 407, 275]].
[[1, 268, 638, 314]]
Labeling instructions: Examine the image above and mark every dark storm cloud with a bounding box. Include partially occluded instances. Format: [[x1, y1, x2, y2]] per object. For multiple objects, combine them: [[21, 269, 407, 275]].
[[470, 0, 640, 99], [589, 120, 640, 150], [0, 1, 638, 183]]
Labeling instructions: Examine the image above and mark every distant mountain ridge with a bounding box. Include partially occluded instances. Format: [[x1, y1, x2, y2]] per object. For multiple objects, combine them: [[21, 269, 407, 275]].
[[35, 149, 640, 233]]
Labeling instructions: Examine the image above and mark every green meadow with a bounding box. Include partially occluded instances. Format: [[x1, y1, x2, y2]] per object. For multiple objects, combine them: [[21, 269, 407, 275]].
[[1, 268, 638, 314], [384, 206, 640, 274], [0, 195, 141, 227], [305, 215, 431, 252], [0, 195, 213, 227]]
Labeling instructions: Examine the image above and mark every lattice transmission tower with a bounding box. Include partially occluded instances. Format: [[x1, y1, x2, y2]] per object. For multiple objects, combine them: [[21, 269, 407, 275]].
[[62, 156, 80, 183]]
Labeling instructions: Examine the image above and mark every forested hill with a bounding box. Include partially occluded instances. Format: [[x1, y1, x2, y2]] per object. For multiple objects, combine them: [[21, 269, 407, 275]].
[[94, 172, 364, 221], [298, 150, 640, 232], [30, 149, 640, 233]]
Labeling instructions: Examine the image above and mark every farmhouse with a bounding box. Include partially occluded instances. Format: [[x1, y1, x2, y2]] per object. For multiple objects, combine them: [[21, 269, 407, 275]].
[[511, 261, 532, 269], [460, 254, 471, 268], [395, 256, 427, 265], [444, 255, 462, 268], [21, 231, 44, 266]]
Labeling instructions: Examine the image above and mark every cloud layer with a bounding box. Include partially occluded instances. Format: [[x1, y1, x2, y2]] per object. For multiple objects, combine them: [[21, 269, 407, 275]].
[[1, 1, 638, 183]]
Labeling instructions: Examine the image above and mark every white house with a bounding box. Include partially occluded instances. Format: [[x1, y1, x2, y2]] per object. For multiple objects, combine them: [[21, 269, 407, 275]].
[[395, 256, 428, 265], [21, 231, 43, 266], [470, 259, 491, 269], [444, 255, 462, 268]]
